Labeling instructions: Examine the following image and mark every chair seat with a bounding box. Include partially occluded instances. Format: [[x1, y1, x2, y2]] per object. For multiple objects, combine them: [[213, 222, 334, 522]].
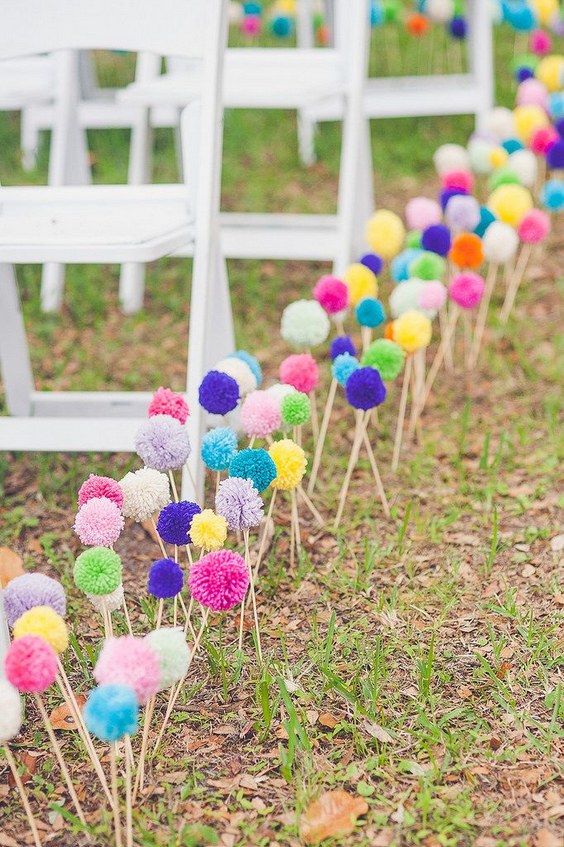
[[120, 49, 346, 110], [0, 184, 194, 263], [0, 56, 55, 108]]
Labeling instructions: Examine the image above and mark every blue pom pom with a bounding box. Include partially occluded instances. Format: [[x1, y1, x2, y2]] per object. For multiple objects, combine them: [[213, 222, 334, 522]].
[[547, 139, 564, 169], [515, 66, 534, 82], [199, 371, 239, 415], [229, 351, 262, 387], [541, 179, 564, 211], [330, 336, 356, 360], [370, 0, 385, 26], [355, 298, 386, 328], [548, 93, 564, 122], [391, 249, 422, 283], [449, 16, 467, 39], [474, 206, 497, 237], [229, 448, 276, 493], [84, 684, 138, 742], [360, 252, 384, 276], [554, 118, 564, 139], [201, 427, 238, 472], [332, 354, 360, 387], [157, 501, 201, 546], [420, 224, 451, 257], [502, 138, 524, 154], [244, 2, 262, 14], [439, 187, 467, 211], [271, 14, 293, 37], [345, 367, 386, 410], [148, 558, 184, 599]]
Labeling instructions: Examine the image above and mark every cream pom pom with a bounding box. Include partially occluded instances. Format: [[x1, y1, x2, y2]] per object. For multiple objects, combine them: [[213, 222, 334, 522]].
[[215, 357, 257, 397], [0, 680, 22, 743], [508, 149, 537, 189], [468, 137, 496, 175], [390, 279, 425, 319], [426, 0, 454, 22], [145, 627, 190, 690], [281, 300, 330, 349], [433, 144, 470, 175], [120, 467, 170, 522], [265, 383, 297, 406], [86, 583, 125, 614], [482, 221, 519, 265], [482, 107, 516, 142]]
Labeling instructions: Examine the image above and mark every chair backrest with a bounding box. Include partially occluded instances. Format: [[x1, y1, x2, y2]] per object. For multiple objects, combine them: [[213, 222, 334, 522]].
[[0, 0, 218, 61]]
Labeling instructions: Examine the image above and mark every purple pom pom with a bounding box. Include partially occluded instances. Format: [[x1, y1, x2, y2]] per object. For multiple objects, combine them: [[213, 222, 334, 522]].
[[555, 118, 564, 138], [547, 139, 564, 169], [157, 501, 201, 546], [439, 186, 467, 211], [330, 336, 356, 360], [516, 67, 534, 82], [135, 415, 191, 471], [345, 367, 387, 410], [198, 371, 240, 415], [421, 224, 452, 257], [449, 16, 466, 38], [215, 477, 264, 531], [148, 558, 184, 599], [360, 253, 384, 275], [3, 573, 67, 629]]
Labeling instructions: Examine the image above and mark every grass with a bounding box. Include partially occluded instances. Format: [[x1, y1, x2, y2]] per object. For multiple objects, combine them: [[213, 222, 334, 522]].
[[1, 18, 563, 847]]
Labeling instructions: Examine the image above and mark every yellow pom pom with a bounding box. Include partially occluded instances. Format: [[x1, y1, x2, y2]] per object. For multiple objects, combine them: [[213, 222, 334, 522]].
[[487, 184, 533, 227], [513, 105, 549, 145], [530, 0, 558, 25], [190, 509, 227, 552], [13, 606, 68, 654], [488, 146, 508, 169], [365, 209, 405, 260], [268, 439, 307, 490], [277, 0, 296, 11], [343, 263, 378, 306], [536, 55, 564, 93], [392, 310, 432, 353]]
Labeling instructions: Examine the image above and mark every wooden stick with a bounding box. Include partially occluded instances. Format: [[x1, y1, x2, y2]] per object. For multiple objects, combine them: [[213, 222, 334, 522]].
[[462, 309, 472, 371], [155, 598, 164, 630], [122, 597, 134, 637], [124, 736, 133, 847], [412, 304, 460, 428], [360, 418, 390, 518], [150, 517, 167, 559], [168, 470, 179, 503], [291, 489, 301, 558], [215, 471, 221, 497], [307, 378, 338, 495], [361, 326, 371, 353], [253, 490, 277, 579], [468, 263, 498, 368], [499, 243, 533, 324], [297, 485, 325, 528], [334, 314, 345, 336], [4, 745, 43, 847], [334, 410, 364, 530], [439, 305, 454, 373], [244, 531, 263, 663], [132, 696, 155, 801], [309, 390, 319, 446], [110, 743, 123, 847], [392, 355, 413, 472], [183, 595, 197, 641]]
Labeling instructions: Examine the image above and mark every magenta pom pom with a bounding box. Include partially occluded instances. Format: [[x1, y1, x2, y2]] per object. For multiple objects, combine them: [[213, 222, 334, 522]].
[[240, 391, 281, 439], [530, 29, 551, 55], [529, 126, 558, 154], [313, 275, 349, 315], [78, 475, 124, 510], [74, 497, 124, 547], [405, 197, 442, 231], [279, 354, 319, 394], [449, 272, 485, 310], [4, 635, 58, 693], [188, 550, 249, 612], [148, 387, 189, 424], [94, 636, 161, 705], [441, 170, 475, 193], [517, 209, 551, 243]]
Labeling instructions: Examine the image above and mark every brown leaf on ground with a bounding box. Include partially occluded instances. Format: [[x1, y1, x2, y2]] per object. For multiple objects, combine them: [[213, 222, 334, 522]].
[[533, 829, 563, 847], [363, 721, 394, 743], [299, 790, 369, 844], [318, 712, 338, 729], [0, 548, 24, 587], [7, 752, 36, 788], [0, 833, 19, 847], [49, 695, 86, 730]]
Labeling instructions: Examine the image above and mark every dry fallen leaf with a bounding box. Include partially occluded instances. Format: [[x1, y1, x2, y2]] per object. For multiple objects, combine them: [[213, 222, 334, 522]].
[[318, 712, 339, 729], [49, 695, 86, 730], [7, 752, 36, 788], [299, 790, 369, 844], [0, 548, 24, 588], [533, 829, 563, 847], [363, 721, 394, 743]]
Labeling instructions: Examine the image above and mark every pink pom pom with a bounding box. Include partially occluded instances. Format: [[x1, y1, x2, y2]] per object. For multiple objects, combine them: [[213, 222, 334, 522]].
[[241, 14, 261, 35], [517, 209, 551, 243], [240, 391, 281, 438], [188, 550, 249, 611], [74, 497, 125, 546], [419, 280, 447, 311], [313, 275, 349, 315], [529, 126, 558, 155], [280, 354, 319, 394], [4, 635, 58, 693], [441, 170, 475, 193], [405, 197, 442, 231], [148, 387, 189, 424], [449, 272, 485, 310], [94, 637, 161, 704], [516, 78, 548, 110], [530, 29, 551, 56], [78, 475, 124, 510]]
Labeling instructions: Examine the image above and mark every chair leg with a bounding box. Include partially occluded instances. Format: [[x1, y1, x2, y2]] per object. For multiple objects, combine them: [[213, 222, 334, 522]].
[[297, 111, 317, 167], [0, 264, 34, 416], [20, 107, 40, 172], [40, 263, 66, 313], [351, 117, 374, 259]]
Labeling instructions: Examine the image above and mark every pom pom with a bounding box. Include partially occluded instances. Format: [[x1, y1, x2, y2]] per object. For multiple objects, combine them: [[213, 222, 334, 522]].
[[95, 637, 160, 704], [531, 28, 552, 55], [390, 279, 424, 318], [433, 143, 470, 174], [74, 497, 124, 547], [78, 475, 124, 510], [405, 197, 442, 230], [148, 558, 184, 599], [530, 125, 558, 154], [405, 229, 422, 248], [144, 628, 189, 690], [355, 297, 386, 328], [474, 206, 497, 238], [135, 415, 191, 472], [313, 275, 349, 315], [488, 184, 533, 227], [445, 194, 481, 231], [406, 12, 430, 35], [517, 76, 549, 109], [268, 439, 307, 490], [449, 272, 485, 309], [4, 635, 57, 693], [449, 15, 467, 38], [488, 166, 521, 191], [229, 351, 262, 387], [74, 547, 122, 596], [449, 232, 484, 269], [441, 170, 475, 193], [84, 684, 139, 742], [518, 209, 551, 243], [330, 336, 356, 360], [482, 221, 519, 264], [189, 550, 248, 612], [408, 251, 446, 280], [215, 357, 257, 397], [201, 427, 238, 472], [541, 178, 564, 210], [360, 253, 384, 275], [440, 187, 468, 211], [229, 448, 277, 492], [391, 249, 423, 282], [215, 477, 264, 531], [332, 353, 360, 386], [3, 573, 66, 629], [489, 146, 509, 169], [483, 106, 516, 142], [343, 263, 378, 305], [280, 300, 330, 348], [13, 606, 68, 654], [501, 138, 524, 154], [426, 0, 454, 23], [189, 510, 227, 552], [548, 92, 564, 121], [280, 391, 311, 426], [513, 104, 549, 144], [507, 149, 538, 187], [87, 584, 124, 614], [468, 136, 496, 175], [418, 280, 447, 314], [198, 371, 239, 416], [421, 224, 451, 257], [280, 353, 319, 394], [0, 680, 22, 743], [241, 391, 281, 438], [364, 210, 405, 260], [361, 339, 405, 380], [345, 367, 386, 410], [120, 468, 170, 523], [264, 383, 296, 406], [535, 54, 564, 92], [392, 310, 432, 352], [148, 387, 189, 424], [157, 500, 201, 546], [547, 138, 564, 168]]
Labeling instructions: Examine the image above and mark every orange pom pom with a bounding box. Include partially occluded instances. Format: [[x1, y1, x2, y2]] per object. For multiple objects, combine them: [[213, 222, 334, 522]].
[[406, 12, 430, 35], [384, 321, 395, 340], [449, 232, 484, 270]]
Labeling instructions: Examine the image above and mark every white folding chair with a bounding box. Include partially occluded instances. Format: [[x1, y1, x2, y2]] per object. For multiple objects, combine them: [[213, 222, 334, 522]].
[[117, 0, 373, 314], [0, 0, 232, 502]]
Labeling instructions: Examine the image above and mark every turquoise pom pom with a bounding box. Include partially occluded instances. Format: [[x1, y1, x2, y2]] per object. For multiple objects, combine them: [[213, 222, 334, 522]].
[[332, 354, 360, 387], [84, 684, 138, 742]]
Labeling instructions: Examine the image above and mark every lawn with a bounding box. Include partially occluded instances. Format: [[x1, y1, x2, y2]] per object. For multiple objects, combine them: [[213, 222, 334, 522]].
[[0, 19, 563, 847]]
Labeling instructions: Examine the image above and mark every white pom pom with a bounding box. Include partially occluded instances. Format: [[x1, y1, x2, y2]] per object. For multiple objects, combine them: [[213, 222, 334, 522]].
[[426, 0, 454, 23], [508, 149, 538, 188], [0, 680, 22, 743], [228, 1, 244, 25], [482, 107, 515, 142], [468, 137, 496, 175], [145, 627, 190, 690], [482, 221, 519, 264], [86, 583, 125, 614], [433, 144, 470, 175], [390, 279, 425, 319], [265, 383, 296, 406], [280, 299, 330, 348], [119, 467, 170, 523], [215, 358, 257, 397]]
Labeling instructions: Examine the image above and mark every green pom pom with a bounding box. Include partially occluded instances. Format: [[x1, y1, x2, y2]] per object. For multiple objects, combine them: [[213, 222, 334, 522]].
[[383, 0, 400, 22], [406, 229, 422, 249], [488, 167, 520, 190], [512, 53, 539, 73], [281, 391, 311, 426], [408, 251, 445, 281], [361, 339, 406, 381], [74, 547, 122, 596]]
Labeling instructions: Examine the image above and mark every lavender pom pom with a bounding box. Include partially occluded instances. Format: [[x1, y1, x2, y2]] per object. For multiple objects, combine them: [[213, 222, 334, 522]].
[[215, 477, 264, 531], [199, 371, 240, 415], [229, 448, 276, 493], [345, 367, 387, 410], [148, 558, 184, 599], [439, 186, 467, 211], [135, 415, 191, 471], [330, 336, 356, 360], [157, 501, 201, 546], [201, 427, 238, 472], [3, 573, 66, 629]]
